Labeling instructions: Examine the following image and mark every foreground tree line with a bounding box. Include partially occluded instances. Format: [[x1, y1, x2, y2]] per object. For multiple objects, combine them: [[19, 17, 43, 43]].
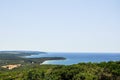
[[0, 61, 120, 80]]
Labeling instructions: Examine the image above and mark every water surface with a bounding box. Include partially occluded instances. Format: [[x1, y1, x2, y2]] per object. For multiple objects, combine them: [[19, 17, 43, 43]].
[[27, 53, 120, 65]]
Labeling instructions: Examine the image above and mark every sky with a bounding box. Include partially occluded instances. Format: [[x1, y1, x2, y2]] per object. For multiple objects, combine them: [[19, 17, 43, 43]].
[[0, 0, 120, 52]]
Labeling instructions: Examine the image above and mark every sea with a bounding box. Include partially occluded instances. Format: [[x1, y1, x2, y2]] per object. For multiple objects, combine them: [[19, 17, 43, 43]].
[[26, 53, 120, 65]]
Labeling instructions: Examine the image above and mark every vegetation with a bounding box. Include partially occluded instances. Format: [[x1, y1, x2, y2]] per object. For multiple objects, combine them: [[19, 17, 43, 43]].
[[0, 61, 120, 80], [0, 51, 119, 80], [0, 51, 65, 66]]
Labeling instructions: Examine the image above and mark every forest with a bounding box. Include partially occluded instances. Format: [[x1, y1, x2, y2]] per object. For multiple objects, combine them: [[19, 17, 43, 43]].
[[0, 61, 120, 80], [0, 51, 65, 65]]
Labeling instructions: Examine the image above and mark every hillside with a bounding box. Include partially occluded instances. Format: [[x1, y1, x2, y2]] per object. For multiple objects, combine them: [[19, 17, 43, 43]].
[[0, 61, 120, 80]]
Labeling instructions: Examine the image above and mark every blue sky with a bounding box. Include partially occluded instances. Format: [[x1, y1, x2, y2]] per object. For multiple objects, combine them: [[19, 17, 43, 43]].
[[0, 0, 120, 52]]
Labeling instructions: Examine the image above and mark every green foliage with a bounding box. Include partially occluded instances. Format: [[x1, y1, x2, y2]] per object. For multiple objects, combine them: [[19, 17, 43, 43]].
[[0, 61, 120, 80]]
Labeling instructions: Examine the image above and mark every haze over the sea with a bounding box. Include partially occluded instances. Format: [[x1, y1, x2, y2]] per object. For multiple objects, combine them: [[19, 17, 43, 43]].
[[0, 0, 120, 52]]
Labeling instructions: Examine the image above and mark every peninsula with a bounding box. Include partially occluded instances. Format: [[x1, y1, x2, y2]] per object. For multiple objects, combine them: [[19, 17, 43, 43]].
[[0, 51, 66, 68]]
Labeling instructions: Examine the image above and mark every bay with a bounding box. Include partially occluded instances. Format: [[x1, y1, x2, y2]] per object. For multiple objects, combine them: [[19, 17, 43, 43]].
[[26, 53, 120, 65]]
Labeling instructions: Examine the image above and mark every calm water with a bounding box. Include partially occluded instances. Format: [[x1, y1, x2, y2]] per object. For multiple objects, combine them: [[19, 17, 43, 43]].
[[27, 53, 120, 65]]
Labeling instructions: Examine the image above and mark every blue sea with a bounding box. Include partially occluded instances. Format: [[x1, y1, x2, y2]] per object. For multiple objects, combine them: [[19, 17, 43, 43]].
[[27, 53, 120, 65]]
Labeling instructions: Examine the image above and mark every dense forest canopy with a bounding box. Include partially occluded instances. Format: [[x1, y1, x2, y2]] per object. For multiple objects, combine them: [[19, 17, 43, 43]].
[[0, 61, 120, 80]]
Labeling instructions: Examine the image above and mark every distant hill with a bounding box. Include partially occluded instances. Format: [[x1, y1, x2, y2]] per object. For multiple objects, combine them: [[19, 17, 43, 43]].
[[0, 50, 46, 54], [0, 51, 65, 66], [0, 50, 46, 61]]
